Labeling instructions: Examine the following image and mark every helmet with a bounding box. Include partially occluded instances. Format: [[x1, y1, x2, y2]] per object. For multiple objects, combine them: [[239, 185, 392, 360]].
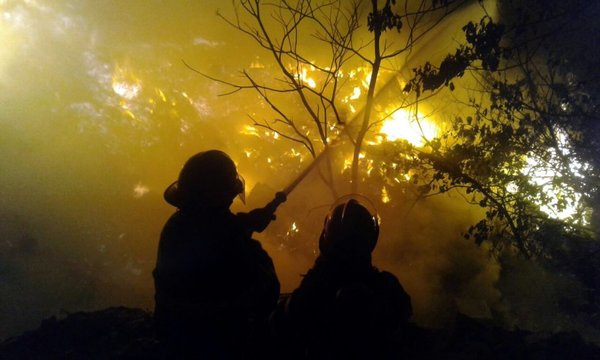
[[319, 195, 380, 258], [164, 150, 245, 208]]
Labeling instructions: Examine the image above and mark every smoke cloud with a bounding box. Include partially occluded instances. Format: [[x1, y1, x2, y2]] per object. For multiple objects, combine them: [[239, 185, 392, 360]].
[[0, 0, 595, 342]]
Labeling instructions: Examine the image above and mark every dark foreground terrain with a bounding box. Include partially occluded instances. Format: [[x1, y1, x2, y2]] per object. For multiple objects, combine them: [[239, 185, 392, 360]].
[[1, 307, 599, 359]]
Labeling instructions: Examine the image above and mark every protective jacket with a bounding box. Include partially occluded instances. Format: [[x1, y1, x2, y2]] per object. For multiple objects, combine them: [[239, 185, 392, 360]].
[[279, 254, 411, 359], [153, 207, 280, 358]]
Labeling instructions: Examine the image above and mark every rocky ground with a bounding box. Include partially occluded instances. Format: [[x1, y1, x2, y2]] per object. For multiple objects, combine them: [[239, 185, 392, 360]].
[[1, 307, 599, 359]]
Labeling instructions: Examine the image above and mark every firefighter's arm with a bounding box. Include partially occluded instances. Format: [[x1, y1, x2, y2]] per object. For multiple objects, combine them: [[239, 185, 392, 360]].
[[237, 192, 287, 233]]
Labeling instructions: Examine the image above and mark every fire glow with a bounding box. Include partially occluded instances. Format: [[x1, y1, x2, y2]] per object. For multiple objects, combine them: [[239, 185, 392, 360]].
[[379, 109, 439, 147]]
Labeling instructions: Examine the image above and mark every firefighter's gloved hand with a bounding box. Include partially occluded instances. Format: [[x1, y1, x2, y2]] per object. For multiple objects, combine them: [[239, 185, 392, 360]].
[[265, 191, 287, 212], [239, 192, 287, 233], [274, 191, 287, 205], [240, 207, 277, 233]]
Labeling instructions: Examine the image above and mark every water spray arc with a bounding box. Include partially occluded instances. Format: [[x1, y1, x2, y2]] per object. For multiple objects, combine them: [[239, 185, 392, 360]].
[[264, 73, 408, 214]]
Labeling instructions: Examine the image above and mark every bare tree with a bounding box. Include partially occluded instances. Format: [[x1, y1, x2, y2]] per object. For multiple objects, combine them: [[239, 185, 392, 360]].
[[191, 0, 470, 193]]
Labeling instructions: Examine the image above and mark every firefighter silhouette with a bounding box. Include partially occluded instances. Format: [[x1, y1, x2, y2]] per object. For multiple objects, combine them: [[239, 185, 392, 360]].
[[153, 150, 285, 358], [273, 196, 412, 359]]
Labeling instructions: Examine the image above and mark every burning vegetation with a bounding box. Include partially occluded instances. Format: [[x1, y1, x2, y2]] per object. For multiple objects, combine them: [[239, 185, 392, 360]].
[[0, 0, 599, 348]]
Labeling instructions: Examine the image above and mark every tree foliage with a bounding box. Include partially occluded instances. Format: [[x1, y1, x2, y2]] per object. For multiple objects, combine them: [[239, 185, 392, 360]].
[[402, 0, 599, 259], [404, 16, 506, 96], [202, 0, 599, 262]]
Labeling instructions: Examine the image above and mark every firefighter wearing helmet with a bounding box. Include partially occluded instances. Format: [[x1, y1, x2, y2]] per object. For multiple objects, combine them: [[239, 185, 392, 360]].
[[319, 198, 380, 259], [153, 150, 285, 358], [274, 196, 412, 359]]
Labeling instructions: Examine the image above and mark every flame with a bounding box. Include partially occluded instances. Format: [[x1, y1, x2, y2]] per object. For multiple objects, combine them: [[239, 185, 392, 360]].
[[241, 124, 260, 137], [157, 88, 167, 102], [362, 70, 372, 88], [379, 109, 438, 147], [366, 159, 374, 176], [381, 186, 391, 203], [350, 86, 361, 100], [286, 148, 305, 162], [341, 86, 362, 105], [342, 157, 353, 173], [250, 56, 265, 69], [295, 65, 317, 88], [112, 64, 142, 100], [286, 221, 300, 238], [112, 81, 140, 99]]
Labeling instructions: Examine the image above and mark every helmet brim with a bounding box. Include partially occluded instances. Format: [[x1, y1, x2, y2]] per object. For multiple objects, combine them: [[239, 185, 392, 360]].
[[163, 181, 181, 207]]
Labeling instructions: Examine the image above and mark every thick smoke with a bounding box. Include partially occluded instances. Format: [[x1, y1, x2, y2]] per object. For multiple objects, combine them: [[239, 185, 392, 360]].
[[0, 0, 596, 343]]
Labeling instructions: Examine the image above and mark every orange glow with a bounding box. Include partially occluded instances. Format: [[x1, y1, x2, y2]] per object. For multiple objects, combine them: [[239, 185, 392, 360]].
[[112, 64, 142, 100], [241, 124, 260, 137], [294, 65, 317, 88], [381, 186, 391, 203], [3, 0, 591, 342], [379, 109, 438, 147]]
